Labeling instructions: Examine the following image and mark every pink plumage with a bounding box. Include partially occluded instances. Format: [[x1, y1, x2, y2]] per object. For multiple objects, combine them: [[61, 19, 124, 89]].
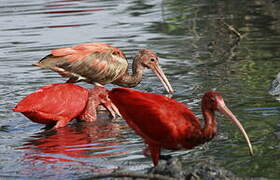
[[33, 42, 174, 93]]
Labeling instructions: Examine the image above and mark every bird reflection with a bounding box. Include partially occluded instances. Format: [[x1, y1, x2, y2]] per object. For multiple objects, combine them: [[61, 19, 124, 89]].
[[19, 119, 128, 165]]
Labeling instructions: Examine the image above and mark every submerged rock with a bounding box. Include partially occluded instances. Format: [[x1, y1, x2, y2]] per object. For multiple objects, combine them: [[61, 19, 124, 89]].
[[148, 157, 268, 180], [269, 73, 280, 96], [148, 157, 185, 179], [188, 162, 241, 180], [83, 158, 268, 180]]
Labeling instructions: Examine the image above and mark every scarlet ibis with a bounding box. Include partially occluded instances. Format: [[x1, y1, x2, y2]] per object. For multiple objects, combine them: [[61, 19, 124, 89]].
[[108, 88, 254, 166], [13, 83, 119, 128], [33, 42, 174, 93]]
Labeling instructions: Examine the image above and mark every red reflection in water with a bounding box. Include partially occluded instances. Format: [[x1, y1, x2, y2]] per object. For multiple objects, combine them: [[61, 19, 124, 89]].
[[19, 118, 129, 165], [43, 1, 104, 29], [43, 9, 103, 14]]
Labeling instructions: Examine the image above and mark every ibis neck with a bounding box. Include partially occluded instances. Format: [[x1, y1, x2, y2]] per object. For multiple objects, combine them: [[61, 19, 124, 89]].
[[114, 57, 144, 87], [201, 106, 217, 141]]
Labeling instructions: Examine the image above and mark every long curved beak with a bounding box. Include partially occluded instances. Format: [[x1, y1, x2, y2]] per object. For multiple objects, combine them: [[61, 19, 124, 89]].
[[217, 99, 254, 156], [150, 64, 174, 94]]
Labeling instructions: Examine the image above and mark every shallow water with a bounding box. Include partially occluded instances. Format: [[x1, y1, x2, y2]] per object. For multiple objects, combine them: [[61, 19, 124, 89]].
[[1, 0, 280, 179]]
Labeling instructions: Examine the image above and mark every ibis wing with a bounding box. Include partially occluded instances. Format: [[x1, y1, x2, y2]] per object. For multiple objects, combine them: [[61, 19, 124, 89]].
[[34, 43, 128, 85], [109, 88, 200, 146], [13, 83, 89, 120]]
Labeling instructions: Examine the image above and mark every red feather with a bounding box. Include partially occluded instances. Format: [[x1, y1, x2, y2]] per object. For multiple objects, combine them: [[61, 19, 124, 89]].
[[109, 88, 201, 148], [13, 83, 89, 127], [108, 88, 253, 166]]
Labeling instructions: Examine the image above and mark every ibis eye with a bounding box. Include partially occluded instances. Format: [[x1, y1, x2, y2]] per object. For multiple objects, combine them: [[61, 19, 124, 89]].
[[112, 51, 120, 56]]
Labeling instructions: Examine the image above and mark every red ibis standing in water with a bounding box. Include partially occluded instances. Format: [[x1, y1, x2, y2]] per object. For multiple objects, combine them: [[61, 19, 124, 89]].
[[13, 83, 120, 129], [33, 43, 174, 93], [108, 88, 254, 166]]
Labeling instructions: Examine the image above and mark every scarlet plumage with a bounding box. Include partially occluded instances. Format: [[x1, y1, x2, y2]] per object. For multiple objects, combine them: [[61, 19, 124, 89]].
[[109, 88, 200, 148], [13, 83, 88, 127], [13, 83, 119, 128], [108, 88, 253, 166]]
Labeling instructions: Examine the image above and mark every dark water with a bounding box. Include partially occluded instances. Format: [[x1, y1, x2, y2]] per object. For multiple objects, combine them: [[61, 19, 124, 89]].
[[1, 0, 280, 179]]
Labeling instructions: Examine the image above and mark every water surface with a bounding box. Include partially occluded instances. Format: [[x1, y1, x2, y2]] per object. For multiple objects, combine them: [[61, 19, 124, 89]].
[[1, 0, 280, 179]]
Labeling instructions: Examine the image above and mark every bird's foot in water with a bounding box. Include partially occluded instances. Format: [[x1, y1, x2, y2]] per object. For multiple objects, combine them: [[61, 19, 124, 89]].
[[143, 146, 172, 161], [159, 154, 173, 161]]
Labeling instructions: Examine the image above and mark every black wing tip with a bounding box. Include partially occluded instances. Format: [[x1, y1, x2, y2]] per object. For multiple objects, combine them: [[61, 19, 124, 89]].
[[37, 54, 53, 63], [40, 54, 53, 60], [32, 54, 54, 67]]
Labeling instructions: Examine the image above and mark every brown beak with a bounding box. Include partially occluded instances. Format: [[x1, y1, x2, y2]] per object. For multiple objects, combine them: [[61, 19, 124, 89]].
[[217, 99, 254, 156], [150, 64, 174, 94]]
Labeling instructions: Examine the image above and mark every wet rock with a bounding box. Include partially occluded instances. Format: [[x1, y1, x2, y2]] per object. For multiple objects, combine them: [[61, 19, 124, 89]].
[[268, 73, 280, 96], [148, 157, 185, 179], [148, 157, 268, 180], [83, 158, 269, 180], [188, 162, 240, 180]]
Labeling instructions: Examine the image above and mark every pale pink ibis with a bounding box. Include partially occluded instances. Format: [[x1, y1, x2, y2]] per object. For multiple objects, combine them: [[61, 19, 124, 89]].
[[33, 43, 174, 93]]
